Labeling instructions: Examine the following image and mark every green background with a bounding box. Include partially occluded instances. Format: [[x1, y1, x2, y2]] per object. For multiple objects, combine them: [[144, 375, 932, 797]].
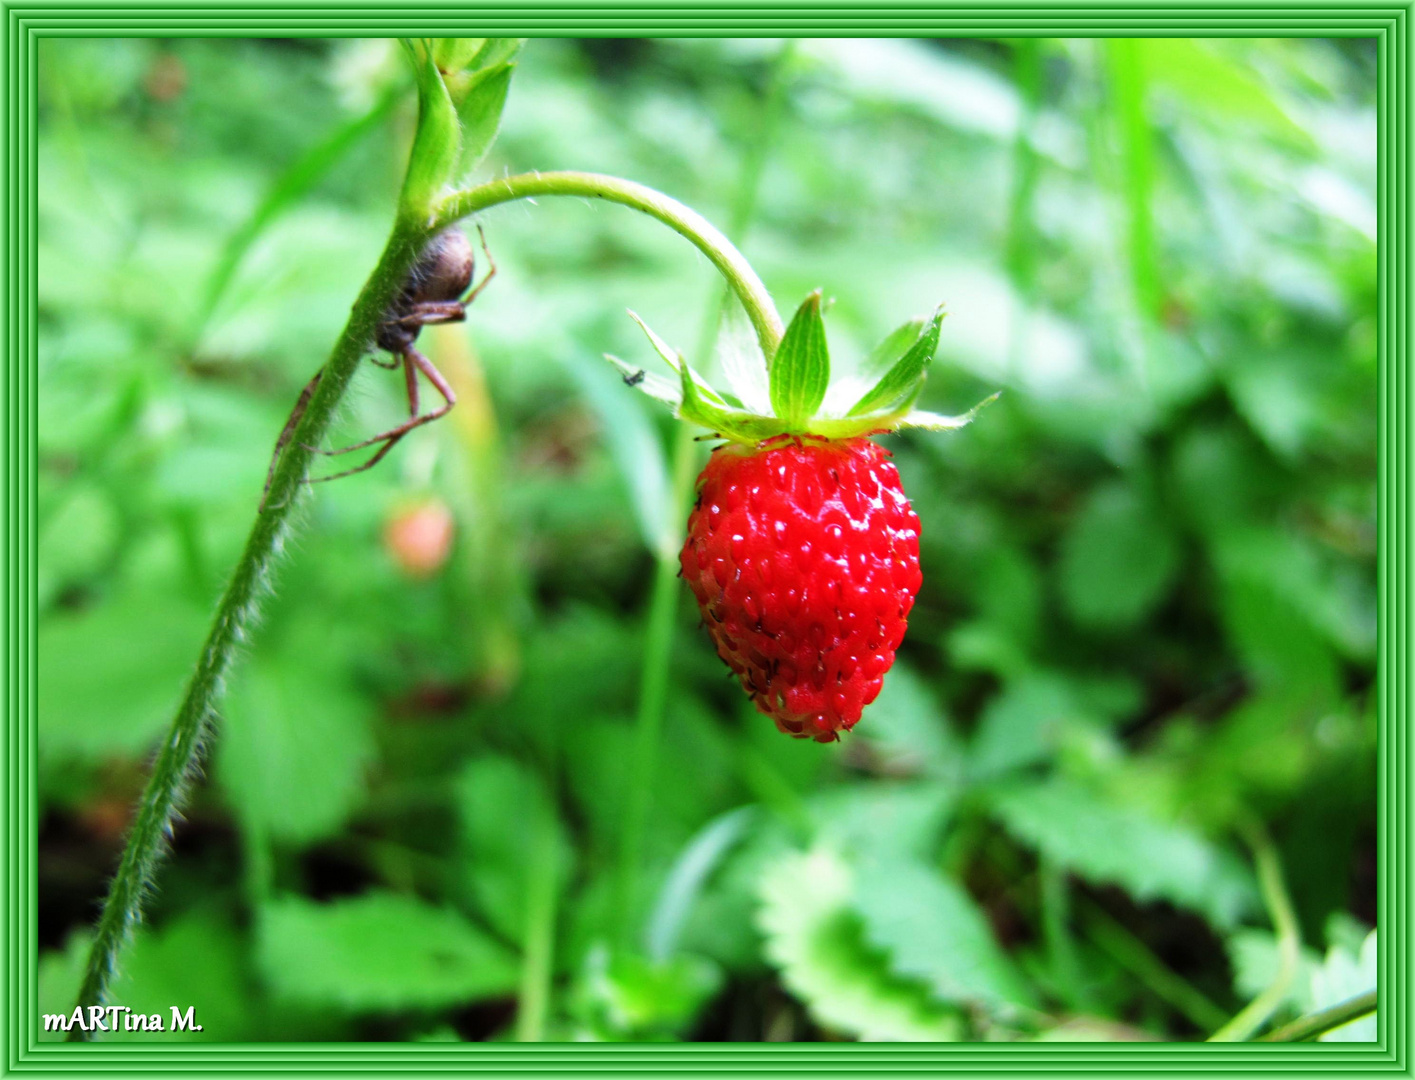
[[27, 29, 1385, 1056]]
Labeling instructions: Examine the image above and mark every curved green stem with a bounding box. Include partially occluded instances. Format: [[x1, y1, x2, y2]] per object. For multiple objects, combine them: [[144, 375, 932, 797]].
[[1258, 988, 1377, 1043], [1208, 820, 1302, 1042], [435, 171, 785, 361], [69, 219, 433, 1036]]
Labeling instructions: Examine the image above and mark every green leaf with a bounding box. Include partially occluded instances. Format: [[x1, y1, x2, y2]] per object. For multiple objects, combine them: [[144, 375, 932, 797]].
[[757, 847, 962, 1041], [427, 38, 522, 176], [105, 910, 259, 1042], [1212, 526, 1344, 698], [37, 481, 120, 608], [455, 62, 515, 175], [475, 38, 526, 68], [988, 778, 1257, 929], [218, 625, 375, 846], [37, 932, 89, 1043], [769, 291, 830, 429], [572, 945, 723, 1040], [39, 591, 208, 762], [647, 807, 756, 962], [847, 306, 945, 417], [1140, 39, 1313, 149], [40, 915, 261, 1041], [1058, 479, 1180, 630], [809, 783, 955, 863], [455, 755, 571, 944], [257, 892, 519, 1011], [1226, 928, 1319, 1013], [970, 672, 1087, 779], [854, 661, 964, 776], [397, 39, 461, 219], [1311, 929, 1377, 1042], [854, 856, 1038, 1012]]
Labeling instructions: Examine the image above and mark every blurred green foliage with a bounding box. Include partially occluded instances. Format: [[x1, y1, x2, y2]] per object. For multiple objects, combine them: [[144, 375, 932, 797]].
[[37, 37, 1375, 1042]]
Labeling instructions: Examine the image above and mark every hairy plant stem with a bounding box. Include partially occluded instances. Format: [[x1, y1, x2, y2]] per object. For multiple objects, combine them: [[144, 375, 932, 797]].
[[70, 218, 430, 1034], [73, 166, 783, 1027]]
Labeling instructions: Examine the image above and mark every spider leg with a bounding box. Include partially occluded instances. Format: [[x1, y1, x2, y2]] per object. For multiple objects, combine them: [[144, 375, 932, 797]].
[[260, 368, 324, 509], [460, 223, 497, 307], [393, 300, 466, 329], [368, 353, 401, 370], [305, 346, 456, 481]]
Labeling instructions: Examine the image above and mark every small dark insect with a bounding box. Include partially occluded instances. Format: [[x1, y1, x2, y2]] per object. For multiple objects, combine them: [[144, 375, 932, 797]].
[[262, 225, 496, 506], [622, 368, 646, 387]]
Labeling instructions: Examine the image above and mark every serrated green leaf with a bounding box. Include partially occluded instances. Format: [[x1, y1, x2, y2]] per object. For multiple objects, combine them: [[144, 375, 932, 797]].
[[769, 291, 830, 429], [848, 307, 944, 417], [757, 847, 962, 1041], [854, 856, 1037, 1012], [456, 755, 572, 944], [989, 779, 1258, 928], [1059, 479, 1181, 630], [257, 892, 518, 1011]]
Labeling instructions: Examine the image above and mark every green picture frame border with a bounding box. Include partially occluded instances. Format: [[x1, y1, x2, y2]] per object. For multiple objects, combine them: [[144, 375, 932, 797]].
[[6, 4, 1402, 1073]]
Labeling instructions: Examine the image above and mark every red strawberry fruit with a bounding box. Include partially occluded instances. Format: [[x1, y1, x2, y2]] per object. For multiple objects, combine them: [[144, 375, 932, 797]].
[[682, 436, 922, 741], [609, 291, 994, 740]]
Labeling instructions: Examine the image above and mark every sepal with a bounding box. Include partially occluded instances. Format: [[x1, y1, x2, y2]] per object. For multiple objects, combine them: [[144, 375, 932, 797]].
[[768, 291, 831, 431], [847, 306, 946, 417]]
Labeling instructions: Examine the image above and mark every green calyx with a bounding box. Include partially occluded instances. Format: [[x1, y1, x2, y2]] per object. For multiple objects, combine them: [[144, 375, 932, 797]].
[[606, 291, 998, 444]]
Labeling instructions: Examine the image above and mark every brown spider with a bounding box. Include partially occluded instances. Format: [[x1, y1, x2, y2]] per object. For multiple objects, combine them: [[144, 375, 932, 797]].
[[262, 224, 496, 506]]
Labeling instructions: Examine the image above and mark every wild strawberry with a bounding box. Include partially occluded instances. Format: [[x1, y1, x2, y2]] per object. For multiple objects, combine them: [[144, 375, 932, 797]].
[[608, 289, 994, 740], [682, 436, 922, 741]]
